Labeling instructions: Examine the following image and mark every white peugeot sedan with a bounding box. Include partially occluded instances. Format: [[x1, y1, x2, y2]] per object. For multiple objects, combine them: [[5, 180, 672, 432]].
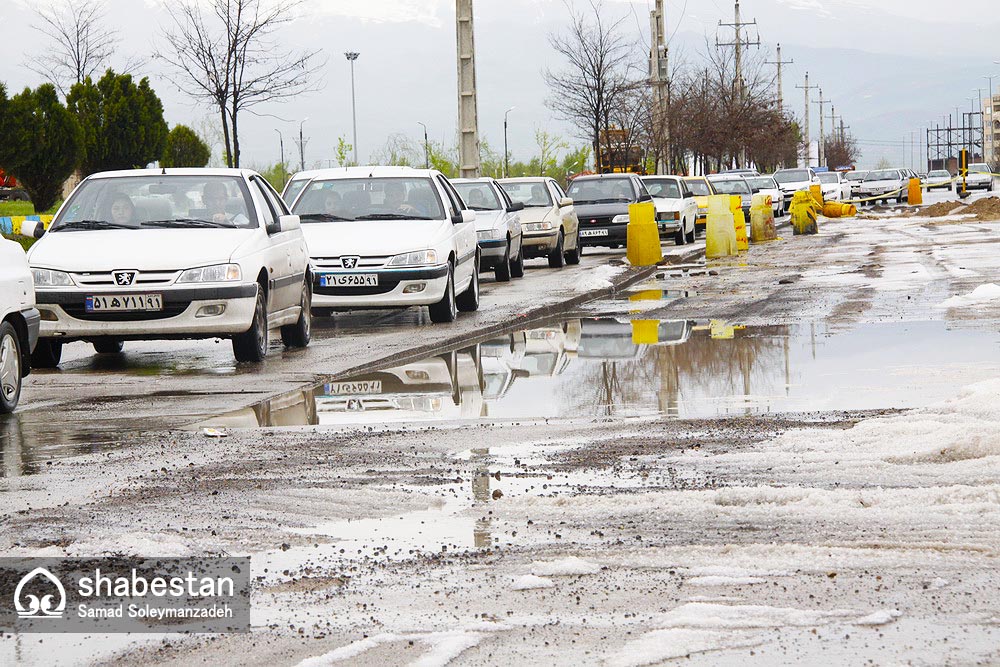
[[856, 169, 908, 205], [773, 168, 820, 211], [0, 237, 39, 413], [453, 177, 525, 282], [743, 176, 785, 218], [817, 171, 852, 201], [498, 177, 580, 267], [27, 169, 312, 367], [963, 163, 994, 192], [289, 167, 480, 323], [640, 175, 697, 244]]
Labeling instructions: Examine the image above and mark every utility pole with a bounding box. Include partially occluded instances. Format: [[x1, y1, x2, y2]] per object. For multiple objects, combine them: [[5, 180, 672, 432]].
[[717, 0, 759, 167], [812, 89, 827, 168], [456, 0, 481, 178], [765, 43, 794, 115], [345, 52, 360, 165], [297, 118, 309, 172], [796, 72, 818, 167], [649, 0, 670, 174], [274, 129, 286, 187], [503, 106, 515, 178], [417, 122, 429, 169]]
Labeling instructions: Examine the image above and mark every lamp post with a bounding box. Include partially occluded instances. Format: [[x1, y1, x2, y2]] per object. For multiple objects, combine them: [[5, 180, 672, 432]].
[[345, 52, 360, 166], [418, 122, 430, 169], [274, 128, 286, 187], [503, 106, 516, 178], [298, 118, 309, 172]]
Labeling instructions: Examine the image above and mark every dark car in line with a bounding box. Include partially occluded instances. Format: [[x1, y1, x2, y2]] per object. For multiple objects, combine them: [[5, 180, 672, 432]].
[[566, 174, 652, 249]]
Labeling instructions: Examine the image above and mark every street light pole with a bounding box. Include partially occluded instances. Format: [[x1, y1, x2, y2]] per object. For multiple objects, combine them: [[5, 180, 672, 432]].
[[417, 122, 429, 169], [274, 128, 286, 187], [298, 118, 308, 172], [503, 106, 515, 178], [345, 52, 360, 166]]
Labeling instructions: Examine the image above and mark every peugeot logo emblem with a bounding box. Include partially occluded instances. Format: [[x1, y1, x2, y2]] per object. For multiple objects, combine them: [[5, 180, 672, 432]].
[[112, 270, 137, 286], [341, 256, 360, 269]]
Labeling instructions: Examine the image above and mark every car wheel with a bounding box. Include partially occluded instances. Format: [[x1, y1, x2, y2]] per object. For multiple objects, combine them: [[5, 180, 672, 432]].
[[494, 241, 512, 282], [564, 231, 581, 265], [92, 338, 124, 354], [281, 279, 312, 348], [674, 223, 686, 246], [457, 254, 480, 312], [510, 239, 525, 278], [547, 231, 566, 268], [232, 285, 268, 363], [429, 263, 458, 323], [685, 218, 696, 243], [31, 339, 62, 369], [0, 322, 23, 414]]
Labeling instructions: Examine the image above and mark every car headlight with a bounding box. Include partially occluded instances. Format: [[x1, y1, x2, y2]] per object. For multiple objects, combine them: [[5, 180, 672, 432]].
[[31, 268, 74, 287], [387, 250, 439, 267], [177, 263, 242, 283], [524, 222, 553, 232], [477, 229, 504, 241], [612, 214, 630, 224]]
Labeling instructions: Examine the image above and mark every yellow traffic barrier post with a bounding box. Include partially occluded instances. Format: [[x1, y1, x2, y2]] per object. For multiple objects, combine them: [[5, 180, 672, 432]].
[[908, 178, 922, 206], [749, 193, 777, 243], [625, 201, 662, 266], [809, 184, 824, 207], [730, 195, 749, 252], [705, 194, 737, 259], [631, 320, 660, 345], [790, 191, 819, 235]]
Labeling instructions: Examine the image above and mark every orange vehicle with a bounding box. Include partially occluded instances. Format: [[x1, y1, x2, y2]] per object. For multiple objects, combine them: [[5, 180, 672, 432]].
[[0, 169, 28, 201]]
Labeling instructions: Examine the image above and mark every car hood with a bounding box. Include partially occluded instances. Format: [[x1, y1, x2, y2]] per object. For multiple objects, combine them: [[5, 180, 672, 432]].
[[575, 202, 631, 219], [302, 219, 454, 255], [860, 179, 901, 188], [651, 196, 687, 212], [28, 228, 258, 271], [516, 206, 555, 224], [473, 210, 505, 232], [776, 181, 811, 190]]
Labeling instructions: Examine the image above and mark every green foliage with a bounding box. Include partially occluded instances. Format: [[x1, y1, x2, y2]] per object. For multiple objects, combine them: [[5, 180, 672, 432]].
[[257, 163, 290, 191], [0, 82, 83, 212], [335, 137, 354, 167], [370, 133, 417, 167], [161, 125, 212, 168], [428, 142, 459, 178], [66, 70, 169, 175], [0, 200, 61, 216]]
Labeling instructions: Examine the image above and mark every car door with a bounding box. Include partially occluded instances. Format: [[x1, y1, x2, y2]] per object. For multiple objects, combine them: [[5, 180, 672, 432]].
[[436, 175, 476, 289], [494, 183, 521, 247], [250, 176, 299, 314], [548, 179, 578, 241], [681, 181, 698, 226]]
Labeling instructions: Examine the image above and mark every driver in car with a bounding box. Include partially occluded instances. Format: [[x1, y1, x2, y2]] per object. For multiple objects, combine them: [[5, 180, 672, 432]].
[[382, 181, 418, 215], [203, 181, 249, 225]]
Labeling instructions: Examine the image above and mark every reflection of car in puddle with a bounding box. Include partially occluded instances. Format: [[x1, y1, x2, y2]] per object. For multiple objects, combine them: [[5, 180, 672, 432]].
[[511, 320, 581, 377], [481, 333, 527, 400], [579, 318, 694, 359]]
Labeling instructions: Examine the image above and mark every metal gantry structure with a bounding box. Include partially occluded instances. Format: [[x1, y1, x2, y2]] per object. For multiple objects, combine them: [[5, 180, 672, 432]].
[[926, 112, 984, 171], [456, 0, 481, 178]]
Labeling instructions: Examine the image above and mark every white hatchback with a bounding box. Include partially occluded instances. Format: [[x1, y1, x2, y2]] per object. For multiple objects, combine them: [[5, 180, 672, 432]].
[[289, 167, 480, 323], [27, 169, 312, 366], [0, 238, 39, 413], [640, 175, 698, 244]]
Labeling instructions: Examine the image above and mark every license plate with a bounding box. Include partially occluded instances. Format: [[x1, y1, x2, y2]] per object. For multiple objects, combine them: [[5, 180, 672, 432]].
[[324, 380, 382, 395], [580, 229, 609, 237], [85, 294, 163, 312], [320, 274, 379, 287]]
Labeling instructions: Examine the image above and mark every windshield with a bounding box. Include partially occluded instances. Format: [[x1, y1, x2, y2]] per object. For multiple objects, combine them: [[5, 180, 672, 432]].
[[454, 182, 502, 210], [685, 180, 713, 196], [846, 171, 868, 181], [773, 170, 810, 184], [928, 170, 950, 177], [292, 177, 445, 221], [500, 180, 553, 208], [642, 179, 682, 199], [566, 178, 636, 204], [282, 179, 308, 205], [745, 177, 776, 190], [51, 175, 256, 232], [817, 173, 840, 184], [710, 179, 751, 195], [969, 163, 991, 173], [864, 170, 899, 181]]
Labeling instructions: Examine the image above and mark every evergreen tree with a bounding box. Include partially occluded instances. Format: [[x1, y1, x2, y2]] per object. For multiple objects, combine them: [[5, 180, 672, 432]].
[[161, 125, 211, 168]]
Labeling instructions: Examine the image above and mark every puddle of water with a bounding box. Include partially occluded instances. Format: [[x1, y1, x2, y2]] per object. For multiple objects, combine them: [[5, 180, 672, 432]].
[[210, 319, 1000, 430], [0, 413, 122, 480]]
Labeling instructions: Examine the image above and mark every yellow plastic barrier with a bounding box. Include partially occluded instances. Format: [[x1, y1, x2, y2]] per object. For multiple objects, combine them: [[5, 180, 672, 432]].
[[705, 194, 737, 259], [908, 178, 922, 206], [629, 290, 663, 302], [730, 195, 748, 252], [626, 202, 662, 267], [821, 202, 857, 218], [749, 194, 776, 243], [809, 184, 824, 207], [790, 191, 819, 235], [632, 320, 660, 345]]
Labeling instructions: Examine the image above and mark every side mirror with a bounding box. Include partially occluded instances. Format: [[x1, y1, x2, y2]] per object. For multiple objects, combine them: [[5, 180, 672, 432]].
[[508, 201, 525, 212], [559, 197, 573, 207], [453, 210, 476, 224], [277, 214, 300, 233], [638, 192, 652, 202]]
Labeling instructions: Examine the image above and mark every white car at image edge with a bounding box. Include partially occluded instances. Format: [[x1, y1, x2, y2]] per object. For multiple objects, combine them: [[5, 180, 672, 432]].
[[27, 168, 313, 367], [640, 175, 697, 244], [0, 238, 40, 413], [289, 166, 480, 323]]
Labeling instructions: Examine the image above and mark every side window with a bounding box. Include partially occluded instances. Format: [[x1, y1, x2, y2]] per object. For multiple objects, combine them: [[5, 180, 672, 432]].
[[436, 176, 463, 215], [251, 178, 278, 228], [260, 178, 290, 216], [634, 178, 649, 198], [495, 184, 513, 209], [550, 180, 567, 200]]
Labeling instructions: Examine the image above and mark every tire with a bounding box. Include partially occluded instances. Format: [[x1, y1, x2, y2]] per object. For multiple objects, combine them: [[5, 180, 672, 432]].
[[92, 338, 124, 354], [685, 218, 696, 243], [510, 238, 525, 278], [280, 280, 312, 348], [547, 231, 566, 268], [31, 339, 62, 369], [494, 241, 512, 282], [429, 263, 458, 323], [0, 322, 23, 414], [457, 254, 480, 312], [674, 223, 686, 246], [564, 231, 581, 265], [232, 285, 268, 363]]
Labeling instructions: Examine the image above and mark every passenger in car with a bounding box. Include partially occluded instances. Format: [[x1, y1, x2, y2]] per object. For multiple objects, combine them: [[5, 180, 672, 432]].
[[322, 191, 342, 214], [109, 194, 136, 226], [467, 188, 486, 208]]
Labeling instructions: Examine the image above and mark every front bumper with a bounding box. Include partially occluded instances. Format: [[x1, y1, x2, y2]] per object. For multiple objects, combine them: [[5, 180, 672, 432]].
[[35, 284, 258, 341], [522, 230, 560, 257], [22, 307, 40, 352], [478, 239, 507, 269], [312, 265, 450, 308]]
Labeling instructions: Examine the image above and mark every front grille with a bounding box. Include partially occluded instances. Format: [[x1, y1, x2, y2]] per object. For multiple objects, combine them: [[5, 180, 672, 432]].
[[71, 271, 181, 287], [312, 256, 390, 270], [315, 284, 398, 296], [584, 217, 616, 226], [62, 303, 189, 321]]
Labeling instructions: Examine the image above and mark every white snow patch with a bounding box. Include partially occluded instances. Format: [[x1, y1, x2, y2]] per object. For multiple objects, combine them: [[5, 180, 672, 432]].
[[687, 576, 767, 586], [609, 628, 761, 667], [67, 532, 193, 557], [297, 634, 394, 665], [511, 574, 555, 591], [685, 596, 744, 603], [530, 556, 601, 576], [937, 283, 1000, 308], [410, 630, 488, 667], [659, 603, 854, 630], [578, 264, 624, 291], [928, 577, 950, 590], [853, 609, 902, 626]]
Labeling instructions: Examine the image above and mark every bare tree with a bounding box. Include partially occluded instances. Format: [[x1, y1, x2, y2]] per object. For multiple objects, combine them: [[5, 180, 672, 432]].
[[27, 0, 141, 96], [158, 0, 324, 168]]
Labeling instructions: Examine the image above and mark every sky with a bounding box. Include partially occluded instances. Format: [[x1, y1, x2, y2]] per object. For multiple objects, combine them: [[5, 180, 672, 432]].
[[1, 0, 999, 170]]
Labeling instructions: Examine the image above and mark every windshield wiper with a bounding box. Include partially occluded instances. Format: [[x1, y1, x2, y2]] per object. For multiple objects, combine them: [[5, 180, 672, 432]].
[[590, 197, 631, 203], [53, 219, 136, 231], [468, 206, 499, 212], [141, 218, 235, 228], [299, 213, 354, 222], [354, 213, 435, 221]]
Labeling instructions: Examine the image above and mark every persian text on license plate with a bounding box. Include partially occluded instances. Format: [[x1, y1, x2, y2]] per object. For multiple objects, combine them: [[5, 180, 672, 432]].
[[320, 274, 379, 287], [85, 294, 163, 312], [324, 380, 383, 395], [580, 229, 609, 237]]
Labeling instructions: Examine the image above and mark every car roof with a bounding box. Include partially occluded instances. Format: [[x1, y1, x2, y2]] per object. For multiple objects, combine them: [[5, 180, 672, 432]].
[[640, 174, 681, 180], [304, 166, 438, 181], [682, 175, 709, 180], [86, 168, 258, 179], [498, 177, 550, 183], [453, 177, 499, 184], [572, 173, 637, 180]]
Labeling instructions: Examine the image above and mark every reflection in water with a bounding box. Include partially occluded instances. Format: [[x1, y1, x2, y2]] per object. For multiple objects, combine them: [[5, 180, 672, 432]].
[[0, 412, 117, 479]]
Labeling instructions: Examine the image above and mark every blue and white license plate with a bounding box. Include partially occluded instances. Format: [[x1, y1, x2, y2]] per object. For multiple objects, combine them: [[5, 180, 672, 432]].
[[320, 274, 378, 287], [85, 294, 163, 312], [580, 229, 609, 238], [324, 380, 382, 395]]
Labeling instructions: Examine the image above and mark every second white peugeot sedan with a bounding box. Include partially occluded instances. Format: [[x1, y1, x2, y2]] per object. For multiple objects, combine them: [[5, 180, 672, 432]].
[[453, 177, 525, 282], [289, 167, 480, 323], [28, 169, 312, 366], [0, 237, 39, 413]]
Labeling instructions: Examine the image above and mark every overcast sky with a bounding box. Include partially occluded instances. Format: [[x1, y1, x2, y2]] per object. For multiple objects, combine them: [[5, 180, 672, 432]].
[[1, 0, 999, 170]]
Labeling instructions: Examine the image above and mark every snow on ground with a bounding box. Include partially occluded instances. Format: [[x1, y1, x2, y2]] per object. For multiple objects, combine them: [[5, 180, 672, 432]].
[[937, 283, 1000, 308]]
